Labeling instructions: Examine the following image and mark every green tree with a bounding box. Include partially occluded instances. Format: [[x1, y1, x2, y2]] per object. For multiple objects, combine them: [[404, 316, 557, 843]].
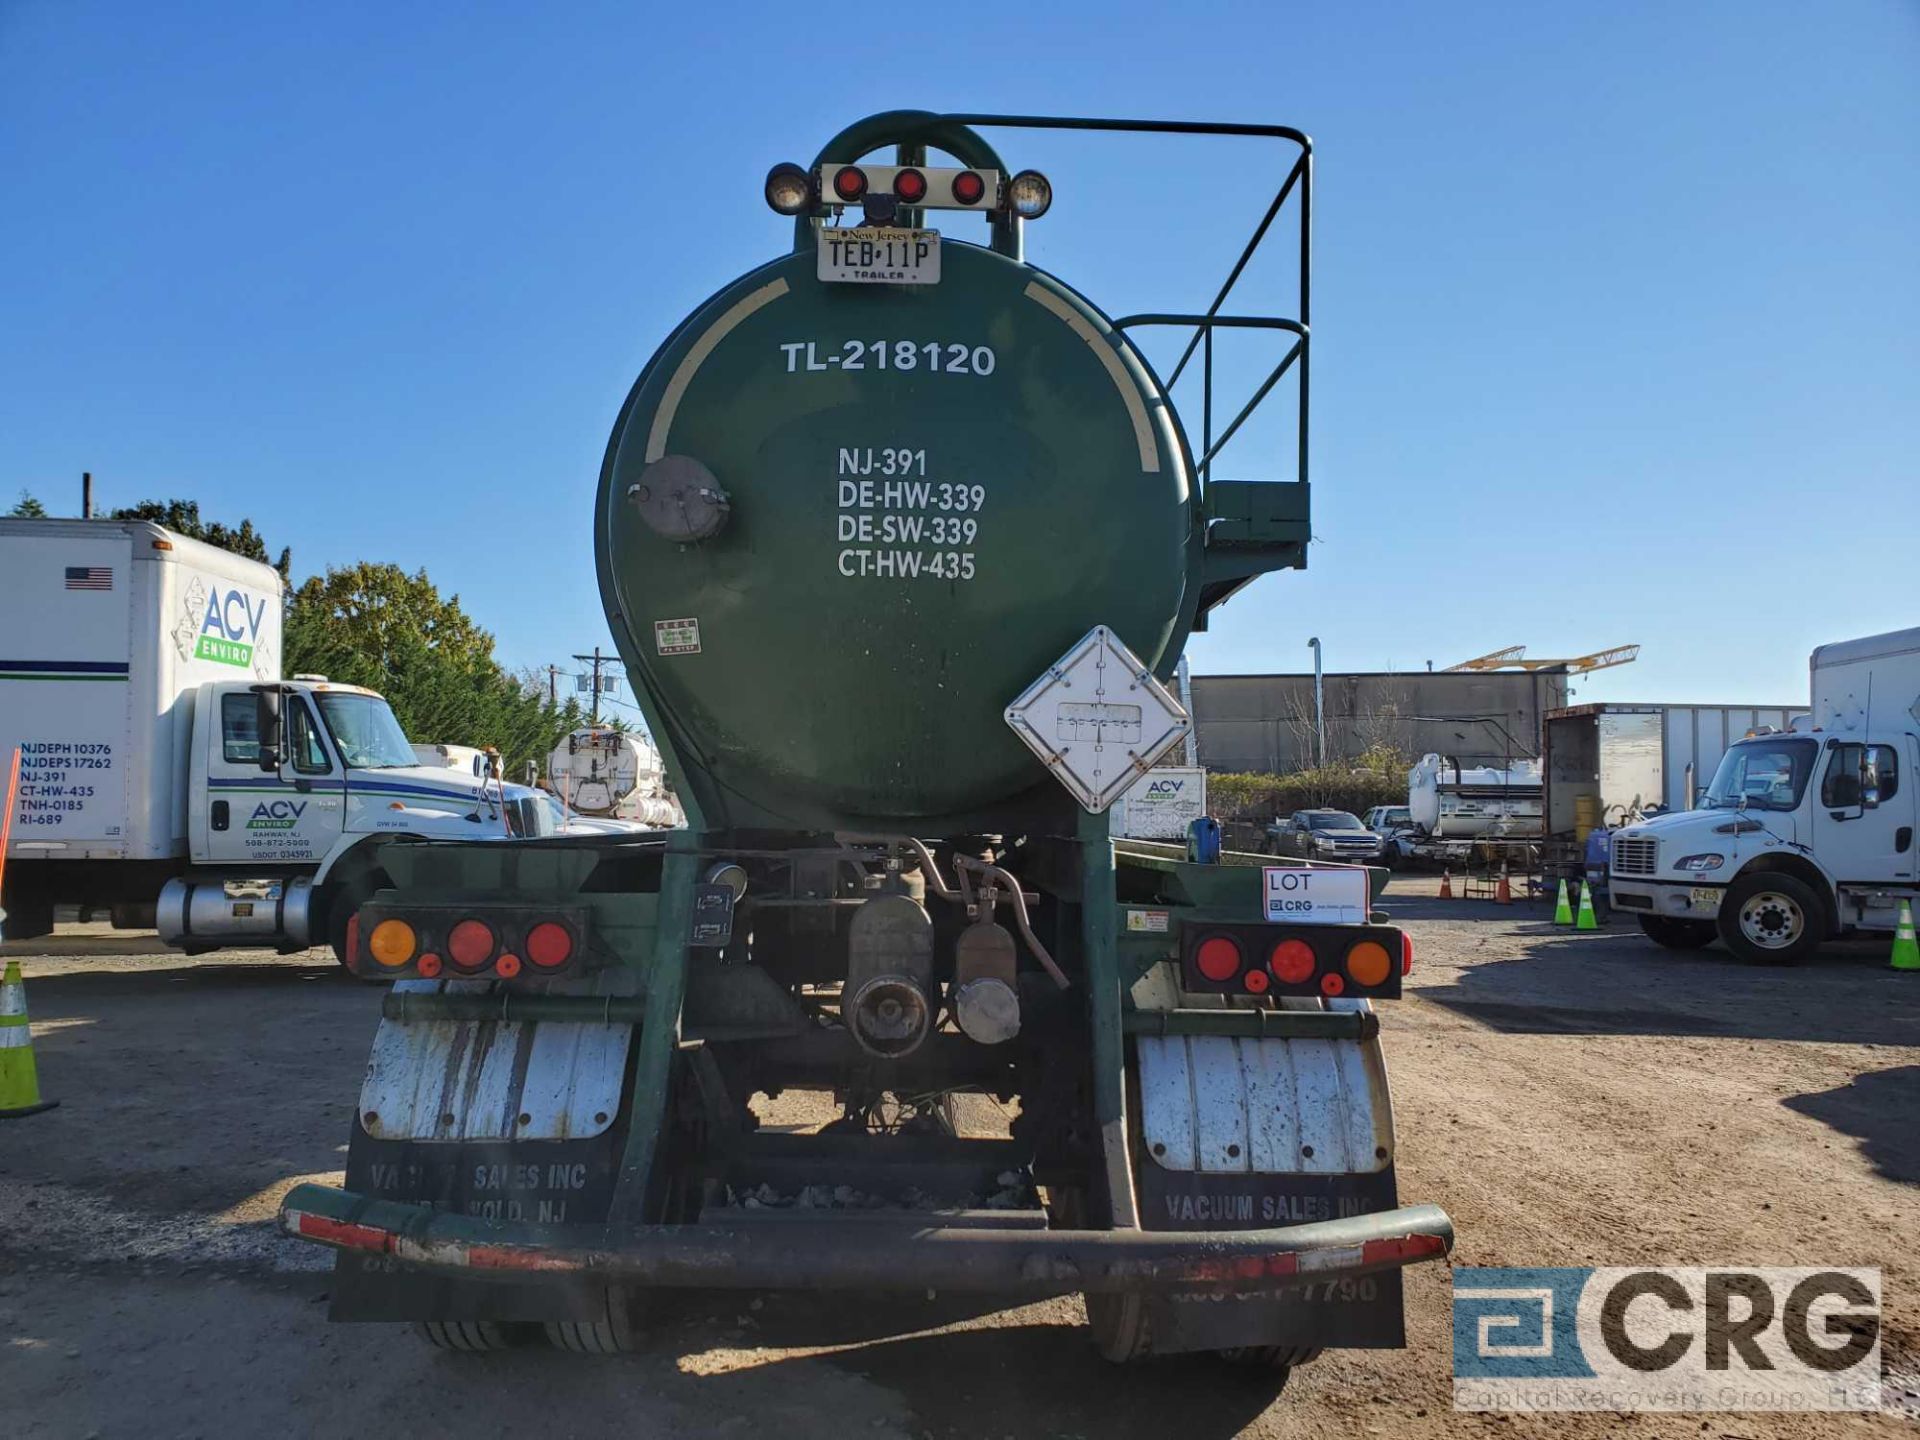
[[109, 497, 291, 585], [9, 490, 47, 517], [285, 561, 580, 775]]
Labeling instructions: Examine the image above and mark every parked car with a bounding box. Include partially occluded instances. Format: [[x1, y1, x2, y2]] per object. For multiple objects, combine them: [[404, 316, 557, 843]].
[[1362, 805, 1418, 868], [1266, 808, 1387, 864]]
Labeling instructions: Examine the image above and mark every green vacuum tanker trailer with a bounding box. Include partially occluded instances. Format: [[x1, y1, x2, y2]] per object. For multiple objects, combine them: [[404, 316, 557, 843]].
[[278, 112, 1453, 1380]]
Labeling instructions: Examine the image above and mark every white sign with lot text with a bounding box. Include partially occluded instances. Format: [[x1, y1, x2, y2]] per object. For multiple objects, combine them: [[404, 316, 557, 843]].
[[1262, 866, 1368, 925]]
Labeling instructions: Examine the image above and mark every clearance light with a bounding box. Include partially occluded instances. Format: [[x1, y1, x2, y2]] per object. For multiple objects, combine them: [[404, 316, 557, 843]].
[[416, 953, 443, 979], [1269, 938, 1316, 985], [1008, 170, 1052, 219], [1401, 932, 1414, 976], [496, 953, 522, 979], [832, 166, 868, 202], [1242, 968, 1270, 995], [1320, 973, 1346, 997], [893, 167, 928, 203], [951, 169, 986, 205], [526, 921, 574, 970], [1195, 935, 1242, 983], [447, 919, 496, 972], [764, 162, 812, 215], [1345, 940, 1392, 989], [367, 918, 417, 969]]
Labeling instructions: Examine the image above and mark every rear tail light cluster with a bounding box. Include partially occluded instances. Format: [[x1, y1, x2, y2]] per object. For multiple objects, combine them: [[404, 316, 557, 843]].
[[1181, 924, 1411, 999], [766, 164, 1014, 216], [350, 903, 590, 982]]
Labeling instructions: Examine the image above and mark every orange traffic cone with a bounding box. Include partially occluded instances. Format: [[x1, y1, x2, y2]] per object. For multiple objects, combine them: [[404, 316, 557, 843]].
[[1495, 870, 1512, 905], [1438, 870, 1453, 899]]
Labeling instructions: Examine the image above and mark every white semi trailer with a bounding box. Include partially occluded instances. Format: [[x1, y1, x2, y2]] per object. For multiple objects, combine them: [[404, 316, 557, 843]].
[[0, 519, 556, 959], [1610, 630, 1918, 963]]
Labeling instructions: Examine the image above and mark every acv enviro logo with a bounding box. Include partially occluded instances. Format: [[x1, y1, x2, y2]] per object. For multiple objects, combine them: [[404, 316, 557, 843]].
[[1452, 1266, 1881, 1413], [173, 576, 275, 679]]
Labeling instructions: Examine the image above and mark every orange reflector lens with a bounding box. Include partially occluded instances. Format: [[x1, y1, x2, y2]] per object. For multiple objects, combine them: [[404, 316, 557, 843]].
[[1195, 936, 1242, 982], [416, 953, 443, 979], [525, 921, 574, 970], [447, 919, 496, 970], [1320, 972, 1346, 997], [495, 953, 522, 979], [1242, 968, 1270, 995], [1345, 940, 1392, 988], [368, 918, 416, 968], [1268, 938, 1316, 985]]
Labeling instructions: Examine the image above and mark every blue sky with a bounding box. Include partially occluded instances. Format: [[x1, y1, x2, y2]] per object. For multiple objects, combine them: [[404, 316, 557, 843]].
[[3, 1, 1915, 713]]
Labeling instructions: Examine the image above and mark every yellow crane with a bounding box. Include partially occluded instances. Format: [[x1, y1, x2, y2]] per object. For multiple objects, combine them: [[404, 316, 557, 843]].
[[1445, 644, 1640, 675]]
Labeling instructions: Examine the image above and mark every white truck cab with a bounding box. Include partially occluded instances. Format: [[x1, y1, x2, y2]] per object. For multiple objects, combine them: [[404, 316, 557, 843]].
[[1611, 627, 1920, 963], [0, 518, 554, 961]]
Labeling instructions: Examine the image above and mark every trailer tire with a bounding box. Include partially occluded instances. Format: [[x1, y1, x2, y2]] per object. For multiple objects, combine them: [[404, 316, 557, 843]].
[[1216, 1344, 1318, 1375], [1637, 916, 1716, 950], [414, 1319, 528, 1352], [1717, 872, 1825, 966], [544, 1289, 640, 1354]]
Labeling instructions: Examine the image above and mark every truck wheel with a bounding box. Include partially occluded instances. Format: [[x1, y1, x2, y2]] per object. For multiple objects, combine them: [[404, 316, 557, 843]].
[[543, 1288, 640, 1353], [414, 1320, 531, 1352], [1, 895, 55, 942], [1637, 916, 1715, 950], [1216, 1344, 1319, 1374], [1717, 873, 1825, 966]]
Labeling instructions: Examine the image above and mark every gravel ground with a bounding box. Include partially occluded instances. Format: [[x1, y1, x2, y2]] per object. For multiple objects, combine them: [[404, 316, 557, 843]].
[[2, 877, 1916, 1438]]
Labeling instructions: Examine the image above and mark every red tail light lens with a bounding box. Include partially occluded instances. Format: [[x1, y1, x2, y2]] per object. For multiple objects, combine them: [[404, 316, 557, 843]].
[[1401, 931, 1415, 975], [525, 921, 574, 970], [1195, 935, 1242, 982], [447, 919, 496, 971], [1268, 938, 1316, 985], [832, 166, 868, 202], [893, 167, 927, 203], [951, 169, 986, 205]]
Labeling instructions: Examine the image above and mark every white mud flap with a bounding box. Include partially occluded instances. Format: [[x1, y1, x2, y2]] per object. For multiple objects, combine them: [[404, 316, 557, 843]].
[[332, 980, 635, 1324], [357, 985, 630, 1142], [1128, 1001, 1407, 1353]]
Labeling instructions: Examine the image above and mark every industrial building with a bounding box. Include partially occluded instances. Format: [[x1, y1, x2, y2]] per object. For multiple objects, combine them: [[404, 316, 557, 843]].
[[1190, 669, 1570, 774]]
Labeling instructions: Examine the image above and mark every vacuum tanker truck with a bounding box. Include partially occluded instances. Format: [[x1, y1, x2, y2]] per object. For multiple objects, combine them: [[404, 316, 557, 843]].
[[279, 112, 1453, 1378]]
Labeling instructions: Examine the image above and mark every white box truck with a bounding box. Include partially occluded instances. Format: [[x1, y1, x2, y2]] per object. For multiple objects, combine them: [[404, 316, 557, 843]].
[[0, 519, 557, 959], [1610, 627, 1919, 963]]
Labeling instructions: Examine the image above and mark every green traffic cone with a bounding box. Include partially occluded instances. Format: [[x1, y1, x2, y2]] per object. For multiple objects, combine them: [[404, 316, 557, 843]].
[[1575, 881, 1599, 931], [1892, 902, 1920, 972], [1553, 879, 1574, 925]]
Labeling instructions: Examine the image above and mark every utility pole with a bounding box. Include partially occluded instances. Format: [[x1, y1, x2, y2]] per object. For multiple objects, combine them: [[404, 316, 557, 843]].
[[82, 471, 93, 519], [540, 664, 563, 707], [572, 647, 607, 724]]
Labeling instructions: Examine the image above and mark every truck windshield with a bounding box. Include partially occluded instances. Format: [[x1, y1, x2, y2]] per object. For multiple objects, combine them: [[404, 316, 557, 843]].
[[1307, 812, 1366, 830], [316, 693, 417, 769], [1702, 738, 1816, 812]]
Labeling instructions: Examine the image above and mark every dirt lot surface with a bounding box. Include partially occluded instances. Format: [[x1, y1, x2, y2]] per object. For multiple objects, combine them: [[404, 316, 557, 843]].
[[3, 877, 1917, 1438]]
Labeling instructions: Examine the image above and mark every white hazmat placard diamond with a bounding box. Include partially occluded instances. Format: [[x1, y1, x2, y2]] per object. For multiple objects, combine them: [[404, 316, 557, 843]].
[[1004, 626, 1192, 814]]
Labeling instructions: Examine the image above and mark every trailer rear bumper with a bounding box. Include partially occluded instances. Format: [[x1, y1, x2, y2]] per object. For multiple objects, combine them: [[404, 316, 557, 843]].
[[280, 1182, 1452, 1297]]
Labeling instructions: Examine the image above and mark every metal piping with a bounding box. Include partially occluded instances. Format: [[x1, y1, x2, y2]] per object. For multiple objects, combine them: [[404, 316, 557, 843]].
[[953, 856, 1069, 989]]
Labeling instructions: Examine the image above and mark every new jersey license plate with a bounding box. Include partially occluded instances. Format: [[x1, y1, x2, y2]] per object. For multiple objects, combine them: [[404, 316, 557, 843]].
[[818, 228, 940, 285]]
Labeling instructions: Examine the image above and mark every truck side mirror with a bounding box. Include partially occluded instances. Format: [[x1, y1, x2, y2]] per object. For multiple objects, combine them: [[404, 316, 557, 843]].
[[1861, 761, 1881, 809], [254, 688, 283, 772]]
